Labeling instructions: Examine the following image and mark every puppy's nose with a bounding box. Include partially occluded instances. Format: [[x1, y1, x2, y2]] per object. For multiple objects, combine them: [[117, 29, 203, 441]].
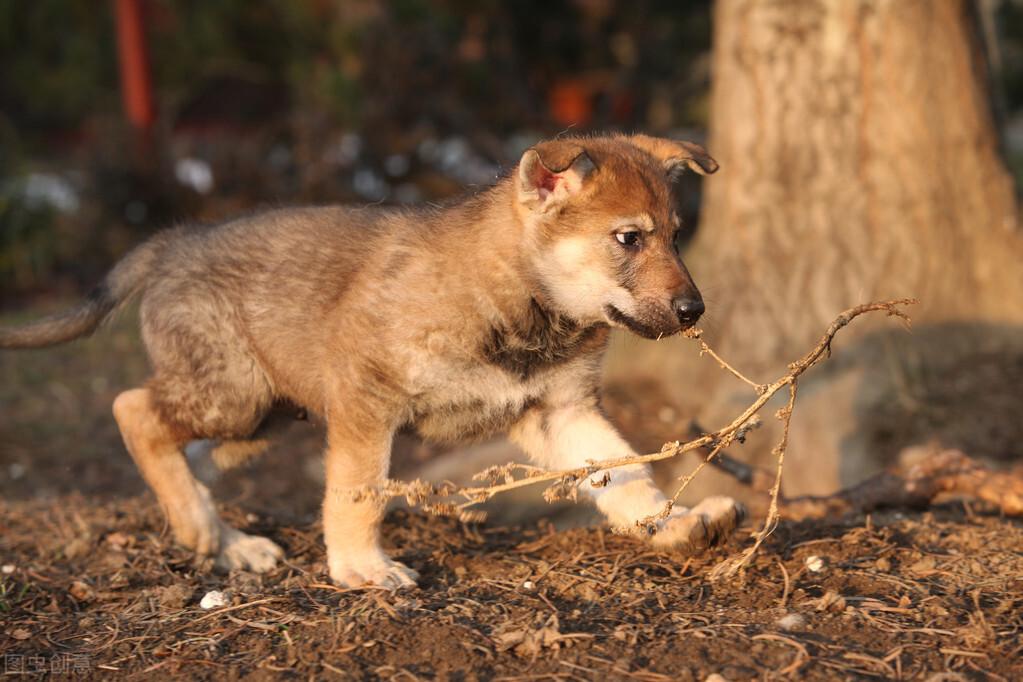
[[672, 296, 705, 325]]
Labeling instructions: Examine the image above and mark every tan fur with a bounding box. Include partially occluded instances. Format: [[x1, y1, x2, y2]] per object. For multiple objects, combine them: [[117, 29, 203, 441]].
[[2, 134, 744, 589]]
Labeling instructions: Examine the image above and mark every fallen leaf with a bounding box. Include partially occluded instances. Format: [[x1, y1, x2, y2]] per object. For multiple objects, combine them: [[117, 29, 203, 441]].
[[907, 556, 937, 577], [63, 538, 90, 560], [69, 580, 94, 601], [814, 590, 847, 612], [105, 532, 132, 550], [154, 584, 191, 609]]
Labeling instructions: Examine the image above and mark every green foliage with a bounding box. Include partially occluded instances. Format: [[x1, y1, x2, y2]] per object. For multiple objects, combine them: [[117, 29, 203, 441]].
[[149, 1, 326, 86], [0, 193, 58, 294], [0, 0, 118, 134]]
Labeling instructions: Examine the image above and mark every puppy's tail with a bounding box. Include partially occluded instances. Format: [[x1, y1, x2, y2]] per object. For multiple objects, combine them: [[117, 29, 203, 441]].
[[0, 233, 171, 349]]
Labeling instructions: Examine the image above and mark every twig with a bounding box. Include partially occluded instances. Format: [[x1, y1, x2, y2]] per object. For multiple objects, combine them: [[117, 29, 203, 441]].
[[719, 446, 1023, 520], [357, 299, 917, 567], [711, 380, 798, 578], [777, 558, 791, 607], [685, 327, 767, 394]]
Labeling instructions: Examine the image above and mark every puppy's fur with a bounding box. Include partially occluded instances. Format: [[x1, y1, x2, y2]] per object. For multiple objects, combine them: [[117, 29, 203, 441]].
[[1, 134, 744, 588]]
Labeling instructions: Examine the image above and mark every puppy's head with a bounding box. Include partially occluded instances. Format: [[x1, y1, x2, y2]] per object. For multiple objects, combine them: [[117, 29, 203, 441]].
[[515, 135, 718, 339]]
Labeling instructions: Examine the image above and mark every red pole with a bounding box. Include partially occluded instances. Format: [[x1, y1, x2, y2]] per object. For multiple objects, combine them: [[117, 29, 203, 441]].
[[114, 0, 154, 132]]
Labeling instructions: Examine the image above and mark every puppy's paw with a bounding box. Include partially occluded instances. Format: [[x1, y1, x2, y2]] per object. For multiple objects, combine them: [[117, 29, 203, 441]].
[[650, 507, 709, 552], [169, 507, 222, 557], [651, 495, 745, 553], [215, 527, 284, 573], [330, 551, 419, 591], [167, 481, 224, 556]]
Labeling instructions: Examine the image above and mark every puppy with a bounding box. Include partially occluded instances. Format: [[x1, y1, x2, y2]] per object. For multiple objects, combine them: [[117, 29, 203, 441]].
[[1, 134, 744, 589]]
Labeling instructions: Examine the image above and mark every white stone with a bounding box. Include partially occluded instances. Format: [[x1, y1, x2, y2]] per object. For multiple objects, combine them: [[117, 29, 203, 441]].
[[776, 613, 807, 631], [199, 590, 228, 610]]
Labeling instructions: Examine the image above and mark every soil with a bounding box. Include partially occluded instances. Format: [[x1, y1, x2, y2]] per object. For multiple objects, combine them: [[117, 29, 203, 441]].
[[2, 308, 1022, 680], [2, 501, 1022, 680]]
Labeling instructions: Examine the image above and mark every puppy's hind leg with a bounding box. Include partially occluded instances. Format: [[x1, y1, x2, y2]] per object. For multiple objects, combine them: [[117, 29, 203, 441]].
[[185, 409, 297, 483], [112, 388, 283, 572]]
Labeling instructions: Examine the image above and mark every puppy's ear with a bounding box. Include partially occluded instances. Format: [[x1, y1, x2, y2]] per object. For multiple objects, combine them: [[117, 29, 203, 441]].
[[629, 134, 719, 177], [517, 142, 596, 212]]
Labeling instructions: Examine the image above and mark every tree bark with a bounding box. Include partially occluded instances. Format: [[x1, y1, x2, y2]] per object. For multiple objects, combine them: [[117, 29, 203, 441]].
[[607, 0, 1023, 497]]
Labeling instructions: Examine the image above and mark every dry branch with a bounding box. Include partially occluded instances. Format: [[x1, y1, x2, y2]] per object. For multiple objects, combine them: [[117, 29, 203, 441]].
[[360, 298, 919, 571], [709, 446, 1023, 520]]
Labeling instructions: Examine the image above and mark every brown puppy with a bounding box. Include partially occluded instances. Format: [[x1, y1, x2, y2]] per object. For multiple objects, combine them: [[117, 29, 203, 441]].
[[1, 134, 744, 589]]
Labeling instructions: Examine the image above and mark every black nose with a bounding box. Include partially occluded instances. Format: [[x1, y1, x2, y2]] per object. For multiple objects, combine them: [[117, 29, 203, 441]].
[[672, 296, 705, 325]]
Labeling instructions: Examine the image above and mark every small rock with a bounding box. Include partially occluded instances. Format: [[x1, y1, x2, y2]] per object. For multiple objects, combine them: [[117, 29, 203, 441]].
[[776, 613, 807, 631], [521, 580, 536, 592], [804, 555, 826, 573], [1, 564, 14, 575], [10, 628, 31, 640], [199, 590, 228, 610], [705, 674, 730, 682]]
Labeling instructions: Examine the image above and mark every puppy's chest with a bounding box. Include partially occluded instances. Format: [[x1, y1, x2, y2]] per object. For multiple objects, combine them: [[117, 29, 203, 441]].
[[481, 302, 607, 381], [409, 362, 544, 442], [406, 307, 607, 443]]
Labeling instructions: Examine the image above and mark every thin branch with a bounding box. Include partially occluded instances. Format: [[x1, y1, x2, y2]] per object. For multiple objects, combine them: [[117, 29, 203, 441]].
[[711, 379, 798, 579], [686, 327, 766, 394], [713, 446, 1023, 521], [356, 298, 918, 566]]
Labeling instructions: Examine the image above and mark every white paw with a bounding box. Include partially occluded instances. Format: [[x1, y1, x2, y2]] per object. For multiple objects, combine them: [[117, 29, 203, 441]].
[[329, 551, 419, 591], [651, 495, 745, 553], [215, 526, 284, 573]]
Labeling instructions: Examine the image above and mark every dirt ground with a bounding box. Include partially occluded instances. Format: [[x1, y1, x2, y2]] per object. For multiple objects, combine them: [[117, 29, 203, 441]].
[[2, 306, 1022, 680], [2, 500, 1022, 680]]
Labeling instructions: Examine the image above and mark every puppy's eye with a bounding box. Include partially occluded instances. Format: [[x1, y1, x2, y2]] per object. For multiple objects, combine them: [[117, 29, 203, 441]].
[[615, 231, 642, 247]]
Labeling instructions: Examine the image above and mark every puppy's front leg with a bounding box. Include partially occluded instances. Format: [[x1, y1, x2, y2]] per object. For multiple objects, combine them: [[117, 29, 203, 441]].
[[510, 403, 744, 552], [323, 404, 418, 590]]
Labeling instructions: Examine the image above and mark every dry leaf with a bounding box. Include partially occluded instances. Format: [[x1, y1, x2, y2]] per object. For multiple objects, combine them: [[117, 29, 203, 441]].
[[63, 538, 90, 560], [814, 590, 847, 612], [105, 531, 132, 550], [69, 580, 94, 602]]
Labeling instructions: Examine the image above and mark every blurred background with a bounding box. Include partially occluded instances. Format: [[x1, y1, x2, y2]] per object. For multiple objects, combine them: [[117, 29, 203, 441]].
[[2, 0, 1022, 524], [0, 0, 718, 303]]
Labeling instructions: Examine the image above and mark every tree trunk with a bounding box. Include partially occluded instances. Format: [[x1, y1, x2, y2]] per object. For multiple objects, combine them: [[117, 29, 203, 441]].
[[607, 0, 1023, 497]]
